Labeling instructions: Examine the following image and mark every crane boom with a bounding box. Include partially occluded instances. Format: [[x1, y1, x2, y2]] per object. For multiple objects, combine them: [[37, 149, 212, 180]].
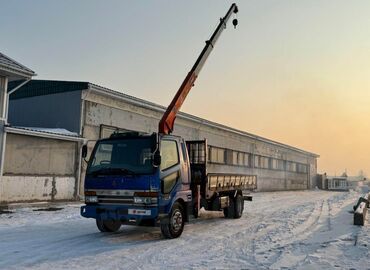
[[158, 3, 238, 134]]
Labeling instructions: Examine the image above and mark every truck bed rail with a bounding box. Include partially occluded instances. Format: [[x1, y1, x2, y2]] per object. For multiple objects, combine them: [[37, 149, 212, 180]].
[[207, 173, 257, 192]]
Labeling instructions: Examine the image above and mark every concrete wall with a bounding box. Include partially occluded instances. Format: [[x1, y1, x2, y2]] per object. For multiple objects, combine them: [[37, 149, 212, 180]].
[[80, 91, 318, 192], [0, 176, 75, 203], [4, 133, 76, 175], [0, 133, 78, 203], [8, 91, 82, 133]]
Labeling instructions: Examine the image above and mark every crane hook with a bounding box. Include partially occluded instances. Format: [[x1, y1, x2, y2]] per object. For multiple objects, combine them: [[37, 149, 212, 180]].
[[232, 18, 238, 29]]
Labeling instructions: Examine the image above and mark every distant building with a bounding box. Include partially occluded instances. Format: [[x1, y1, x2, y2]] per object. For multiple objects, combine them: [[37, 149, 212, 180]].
[[327, 176, 348, 191], [318, 172, 368, 191]]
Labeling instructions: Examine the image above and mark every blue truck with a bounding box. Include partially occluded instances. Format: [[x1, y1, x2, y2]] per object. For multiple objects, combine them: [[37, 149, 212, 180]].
[[81, 3, 257, 238]]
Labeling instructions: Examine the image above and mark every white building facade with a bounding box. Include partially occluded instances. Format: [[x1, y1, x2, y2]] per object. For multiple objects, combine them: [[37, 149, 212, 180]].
[[9, 80, 319, 199]]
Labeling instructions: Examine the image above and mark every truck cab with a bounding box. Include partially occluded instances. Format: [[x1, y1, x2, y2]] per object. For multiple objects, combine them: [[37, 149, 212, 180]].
[[81, 132, 192, 238]]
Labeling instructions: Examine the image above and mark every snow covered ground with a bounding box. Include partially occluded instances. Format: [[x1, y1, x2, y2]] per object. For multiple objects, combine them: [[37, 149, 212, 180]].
[[0, 190, 369, 270]]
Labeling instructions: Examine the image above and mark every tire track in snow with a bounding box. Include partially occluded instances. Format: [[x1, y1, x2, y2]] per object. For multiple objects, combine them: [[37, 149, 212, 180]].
[[266, 192, 355, 269], [252, 191, 352, 269], [209, 191, 335, 268], [266, 199, 329, 269], [251, 201, 322, 267]]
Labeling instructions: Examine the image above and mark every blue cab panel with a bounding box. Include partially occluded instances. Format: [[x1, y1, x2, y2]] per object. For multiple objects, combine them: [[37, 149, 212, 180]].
[[83, 172, 162, 222], [85, 174, 160, 191], [81, 204, 159, 221]]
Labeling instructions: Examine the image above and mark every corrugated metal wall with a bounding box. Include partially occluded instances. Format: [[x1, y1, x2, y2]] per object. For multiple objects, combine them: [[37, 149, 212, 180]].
[[8, 90, 83, 133]]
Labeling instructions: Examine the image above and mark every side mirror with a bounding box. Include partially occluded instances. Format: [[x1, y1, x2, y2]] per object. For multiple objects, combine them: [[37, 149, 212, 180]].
[[82, 145, 88, 159], [153, 150, 161, 167]]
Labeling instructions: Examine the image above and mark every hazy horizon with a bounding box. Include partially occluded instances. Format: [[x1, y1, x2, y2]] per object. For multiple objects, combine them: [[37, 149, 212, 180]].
[[1, 0, 370, 176]]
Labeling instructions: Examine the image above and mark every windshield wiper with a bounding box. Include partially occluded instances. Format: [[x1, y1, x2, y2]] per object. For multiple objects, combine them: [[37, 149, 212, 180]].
[[90, 167, 136, 176]]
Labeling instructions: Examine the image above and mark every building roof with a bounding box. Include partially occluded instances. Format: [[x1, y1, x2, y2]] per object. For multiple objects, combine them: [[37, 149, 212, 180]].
[[0, 52, 36, 80], [8, 80, 88, 98], [9, 79, 319, 157], [5, 126, 84, 142]]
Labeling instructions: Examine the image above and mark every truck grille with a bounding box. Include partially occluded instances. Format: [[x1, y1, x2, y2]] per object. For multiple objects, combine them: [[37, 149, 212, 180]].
[[97, 195, 134, 205]]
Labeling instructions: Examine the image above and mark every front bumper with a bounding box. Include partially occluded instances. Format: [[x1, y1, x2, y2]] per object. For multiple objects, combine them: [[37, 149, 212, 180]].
[[81, 204, 159, 223]]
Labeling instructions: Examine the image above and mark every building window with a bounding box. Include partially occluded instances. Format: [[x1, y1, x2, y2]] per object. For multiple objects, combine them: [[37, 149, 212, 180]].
[[209, 146, 225, 164], [244, 153, 250, 167], [232, 151, 238, 165], [261, 157, 269, 169], [237, 152, 244, 166], [231, 151, 250, 167], [277, 159, 285, 170], [297, 163, 307, 173], [286, 161, 297, 172], [254, 155, 260, 168], [271, 159, 278, 170]]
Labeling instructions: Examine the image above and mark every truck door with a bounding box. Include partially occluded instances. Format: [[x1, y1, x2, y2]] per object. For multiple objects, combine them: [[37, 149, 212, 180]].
[[159, 139, 182, 198]]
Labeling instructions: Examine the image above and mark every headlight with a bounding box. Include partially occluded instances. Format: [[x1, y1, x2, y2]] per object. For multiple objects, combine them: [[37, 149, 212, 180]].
[[85, 196, 98, 203], [134, 197, 157, 204]]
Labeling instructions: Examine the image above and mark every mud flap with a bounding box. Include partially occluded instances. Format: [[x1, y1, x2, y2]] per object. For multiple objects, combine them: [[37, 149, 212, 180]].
[[243, 195, 253, 201]]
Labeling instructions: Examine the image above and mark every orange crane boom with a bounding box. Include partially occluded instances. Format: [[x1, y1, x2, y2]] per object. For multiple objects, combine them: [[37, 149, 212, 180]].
[[158, 3, 239, 134]]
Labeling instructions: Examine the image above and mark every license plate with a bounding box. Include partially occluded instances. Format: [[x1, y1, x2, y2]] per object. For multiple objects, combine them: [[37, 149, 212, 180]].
[[128, 209, 151, 216]]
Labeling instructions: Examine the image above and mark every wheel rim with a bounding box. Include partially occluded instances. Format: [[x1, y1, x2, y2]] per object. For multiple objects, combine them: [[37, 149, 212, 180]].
[[171, 209, 183, 233]]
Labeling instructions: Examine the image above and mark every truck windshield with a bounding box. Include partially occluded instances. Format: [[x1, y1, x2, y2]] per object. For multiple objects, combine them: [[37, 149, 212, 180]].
[[87, 137, 155, 176]]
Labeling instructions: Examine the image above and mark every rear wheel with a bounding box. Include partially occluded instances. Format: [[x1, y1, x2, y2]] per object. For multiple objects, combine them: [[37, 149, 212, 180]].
[[161, 202, 185, 239], [193, 202, 199, 218], [96, 219, 121, 232], [234, 194, 244, 219], [223, 197, 235, 218]]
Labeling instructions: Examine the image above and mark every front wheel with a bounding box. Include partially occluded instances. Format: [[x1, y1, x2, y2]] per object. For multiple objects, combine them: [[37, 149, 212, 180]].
[[96, 219, 121, 232], [161, 202, 185, 239]]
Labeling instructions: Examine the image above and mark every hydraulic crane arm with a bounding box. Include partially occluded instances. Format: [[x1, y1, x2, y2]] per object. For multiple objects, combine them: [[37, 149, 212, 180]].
[[158, 3, 239, 134]]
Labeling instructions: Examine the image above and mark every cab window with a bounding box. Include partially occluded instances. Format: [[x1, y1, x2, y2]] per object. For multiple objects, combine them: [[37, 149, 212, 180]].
[[160, 140, 179, 170]]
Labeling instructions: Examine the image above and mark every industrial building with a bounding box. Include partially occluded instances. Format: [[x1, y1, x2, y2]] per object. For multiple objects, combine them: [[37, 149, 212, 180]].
[[0, 55, 84, 204], [6, 80, 319, 203]]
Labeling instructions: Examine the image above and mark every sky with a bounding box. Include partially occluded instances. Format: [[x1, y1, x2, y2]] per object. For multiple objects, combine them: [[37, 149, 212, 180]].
[[1, 0, 370, 176]]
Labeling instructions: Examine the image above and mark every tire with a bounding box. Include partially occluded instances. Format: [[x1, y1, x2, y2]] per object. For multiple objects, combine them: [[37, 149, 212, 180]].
[[96, 218, 121, 232], [193, 203, 199, 218], [161, 202, 185, 239], [234, 194, 244, 219], [223, 197, 235, 219]]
